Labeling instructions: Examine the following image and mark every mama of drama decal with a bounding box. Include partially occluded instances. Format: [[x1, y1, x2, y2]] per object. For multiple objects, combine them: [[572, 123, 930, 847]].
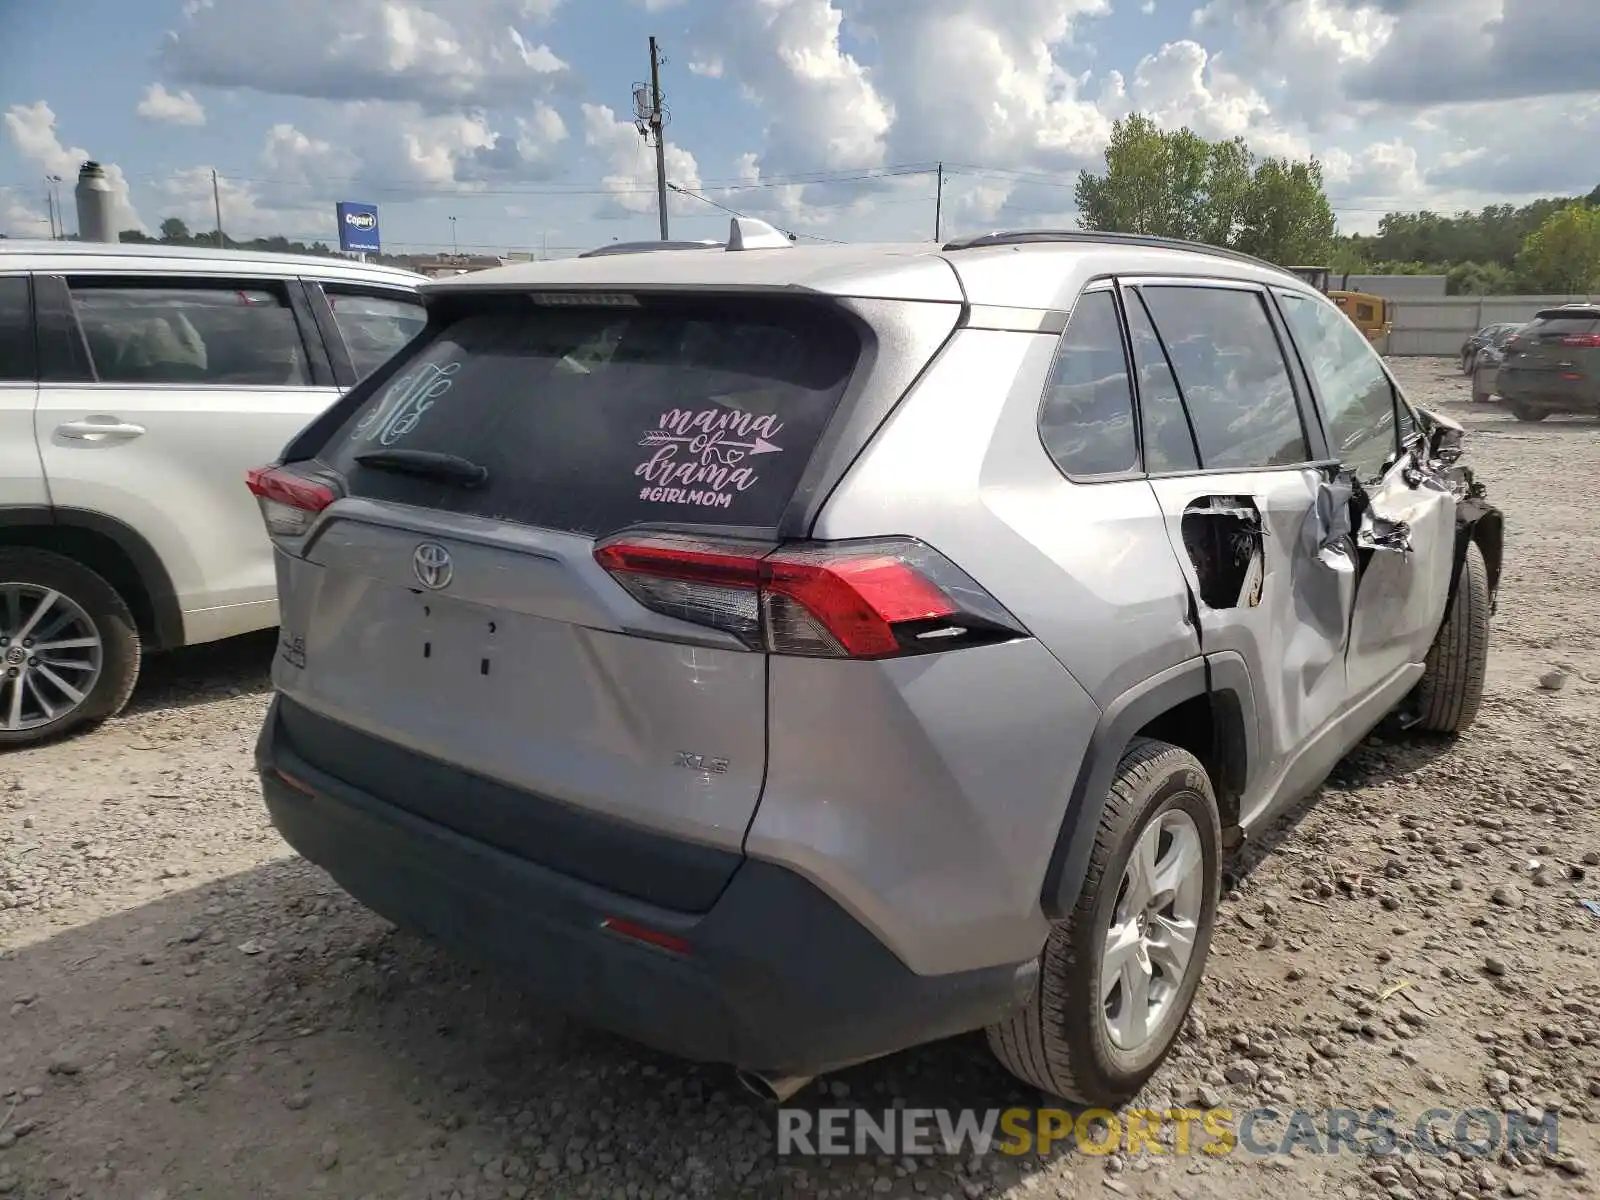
[[635, 407, 784, 509]]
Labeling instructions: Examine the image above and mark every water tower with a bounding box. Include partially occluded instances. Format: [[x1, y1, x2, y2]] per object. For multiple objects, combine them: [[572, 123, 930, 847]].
[[74, 161, 117, 243]]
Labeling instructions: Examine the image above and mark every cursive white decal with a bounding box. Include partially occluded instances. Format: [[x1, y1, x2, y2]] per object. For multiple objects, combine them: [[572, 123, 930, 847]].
[[351, 360, 461, 447]]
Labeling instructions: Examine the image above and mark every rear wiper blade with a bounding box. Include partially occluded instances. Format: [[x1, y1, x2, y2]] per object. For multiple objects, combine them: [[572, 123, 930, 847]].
[[353, 448, 488, 489]]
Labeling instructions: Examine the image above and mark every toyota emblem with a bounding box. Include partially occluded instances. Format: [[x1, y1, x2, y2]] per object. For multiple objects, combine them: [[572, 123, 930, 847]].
[[412, 542, 453, 590]]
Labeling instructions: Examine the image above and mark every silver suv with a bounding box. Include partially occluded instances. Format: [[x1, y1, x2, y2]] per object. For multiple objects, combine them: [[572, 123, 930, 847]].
[[249, 222, 1503, 1106]]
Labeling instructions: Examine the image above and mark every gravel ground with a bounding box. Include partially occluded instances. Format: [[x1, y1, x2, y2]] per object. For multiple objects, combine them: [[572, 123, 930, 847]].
[[2, 357, 1598, 1200]]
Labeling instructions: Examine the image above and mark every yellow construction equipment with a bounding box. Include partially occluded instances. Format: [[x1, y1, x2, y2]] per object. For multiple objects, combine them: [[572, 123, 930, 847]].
[[1287, 266, 1392, 345]]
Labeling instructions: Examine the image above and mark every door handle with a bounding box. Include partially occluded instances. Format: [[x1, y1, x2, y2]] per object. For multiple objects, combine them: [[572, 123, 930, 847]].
[[55, 419, 147, 443]]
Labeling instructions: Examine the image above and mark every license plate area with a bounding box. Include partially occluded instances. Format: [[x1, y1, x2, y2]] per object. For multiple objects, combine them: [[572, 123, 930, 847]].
[[413, 593, 505, 681]]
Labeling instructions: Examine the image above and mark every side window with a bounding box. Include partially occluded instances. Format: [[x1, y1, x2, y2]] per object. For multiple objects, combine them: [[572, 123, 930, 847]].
[[1123, 289, 1198, 473], [66, 280, 311, 387], [1138, 285, 1310, 470], [1037, 290, 1137, 477], [0, 276, 33, 383], [325, 287, 427, 381], [1276, 289, 1398, 482]]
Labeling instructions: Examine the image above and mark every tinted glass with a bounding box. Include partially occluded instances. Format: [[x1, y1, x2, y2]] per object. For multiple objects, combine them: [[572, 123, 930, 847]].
[[318, 296, 860, 536], [1139, 286, 1309, 470], [327, 289, 427, 381], [1038, 291, 1137, 476], [0, 276, 32, 383], [1527, 316, 1600, 337], [68, 282, 310, 386], [1124, 290, 1198, 473], [1277, 290, 1397, 482]]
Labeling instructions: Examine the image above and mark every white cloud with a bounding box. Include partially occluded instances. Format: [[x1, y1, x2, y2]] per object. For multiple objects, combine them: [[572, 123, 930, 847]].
[[136, 83, 207, 126], [2, 102, 145, 233], [159, 0, 572, 109], [581, 102, 702, 221], [0, 188, 53, 239]]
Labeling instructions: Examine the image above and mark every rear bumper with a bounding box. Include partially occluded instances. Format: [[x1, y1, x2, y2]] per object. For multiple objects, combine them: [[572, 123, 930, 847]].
[[256, 696, 1036, 1076], [1496, 371, 1598, 409]]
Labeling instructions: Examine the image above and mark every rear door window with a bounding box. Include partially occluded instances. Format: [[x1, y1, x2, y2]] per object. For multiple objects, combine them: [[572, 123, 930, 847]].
[[324, 287, 427, 381], [1123, 289, 1198, 473], [1137, 285, 1311, 470], [67, 279, 311, 386], [1037, 290, 1137, 477], [317, 295, 861, 536]]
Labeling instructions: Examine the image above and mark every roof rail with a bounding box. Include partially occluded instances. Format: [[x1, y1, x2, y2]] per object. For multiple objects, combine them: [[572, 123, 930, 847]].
[[940, 229, 1298, 279]]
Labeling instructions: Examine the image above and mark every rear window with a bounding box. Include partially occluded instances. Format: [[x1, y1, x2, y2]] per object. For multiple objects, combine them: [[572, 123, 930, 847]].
[[1528, 314, 1600, 337], [317, 295, 861, 536]]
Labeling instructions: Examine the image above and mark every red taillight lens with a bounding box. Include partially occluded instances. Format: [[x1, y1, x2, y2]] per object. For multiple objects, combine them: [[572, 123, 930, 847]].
[[1561, 333, 1600, 347], [594, 533, 1025, 660], [246, 465, 337, 539]]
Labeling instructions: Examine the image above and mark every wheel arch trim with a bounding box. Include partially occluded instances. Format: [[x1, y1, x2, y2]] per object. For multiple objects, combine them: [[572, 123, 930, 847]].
[[1039, 655, 1256, 920], [0, 506, 185, 650]]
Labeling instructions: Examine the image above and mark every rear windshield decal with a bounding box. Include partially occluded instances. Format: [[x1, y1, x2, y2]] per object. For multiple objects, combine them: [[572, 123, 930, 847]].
[[351, 360, 461, 448], [635, 406, 784, 509]]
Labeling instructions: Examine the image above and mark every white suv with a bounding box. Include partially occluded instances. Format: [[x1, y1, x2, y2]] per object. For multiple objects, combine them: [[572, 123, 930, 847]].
[[0, 239, 426, 745]]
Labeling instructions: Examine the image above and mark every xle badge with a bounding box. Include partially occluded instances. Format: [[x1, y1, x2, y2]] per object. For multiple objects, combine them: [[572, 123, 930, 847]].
[[675, 751, 730, 774]]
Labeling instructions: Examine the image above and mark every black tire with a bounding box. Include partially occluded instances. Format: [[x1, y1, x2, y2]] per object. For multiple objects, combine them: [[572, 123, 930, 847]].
[[0, 549, 140, 749], [1412, 541, 1489, 735], [1508, 403, 1548, 422], [987, 739, 1221, 1106]]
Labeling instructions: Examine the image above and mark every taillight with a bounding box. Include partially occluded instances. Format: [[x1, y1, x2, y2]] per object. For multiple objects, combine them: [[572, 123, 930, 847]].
[[246, 465, 337, 539], [593, 533, 1026, 660], [1561, 333, 1600, 347]]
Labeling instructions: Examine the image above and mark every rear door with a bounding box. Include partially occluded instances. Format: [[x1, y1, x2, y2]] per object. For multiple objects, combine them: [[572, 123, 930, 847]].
[[0, 275, 45, 509], [33, 273, 339, 639], [272, 291, 866, 863], [1131, 280, 1355, 806]]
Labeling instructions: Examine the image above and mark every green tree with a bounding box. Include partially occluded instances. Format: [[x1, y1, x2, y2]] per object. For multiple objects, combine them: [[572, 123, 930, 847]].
[[1075, 114, 1336, 265], [1446, 261, 1516, 296], [1235, 157, 1336, 265], [158, 216, 192, 243], [1515, 203, 1600, 293]]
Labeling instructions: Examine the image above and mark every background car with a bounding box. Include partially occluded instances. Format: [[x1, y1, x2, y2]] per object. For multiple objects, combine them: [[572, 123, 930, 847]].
[[1459, 321, 1523, 373], [0, 239, 426, 745], [1467, 322, 1527, 401], [1492, 304, 1600, 420]]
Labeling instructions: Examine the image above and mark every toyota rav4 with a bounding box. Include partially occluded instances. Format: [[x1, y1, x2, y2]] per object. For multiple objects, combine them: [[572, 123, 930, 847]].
[[249, 222, 1502, 1107]]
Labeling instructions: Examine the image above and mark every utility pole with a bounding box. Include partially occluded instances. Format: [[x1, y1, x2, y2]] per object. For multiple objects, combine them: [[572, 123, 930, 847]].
[[450, 215, 459, 254], [46, 175, 63, 239], [934, 163, 944, 243], [212, 169, 224, 248], [633, 38, 670, 240]]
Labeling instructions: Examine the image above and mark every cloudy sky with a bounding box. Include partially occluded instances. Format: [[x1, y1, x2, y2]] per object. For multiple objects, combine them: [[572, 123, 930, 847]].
[[1, 0, 1595, 255]]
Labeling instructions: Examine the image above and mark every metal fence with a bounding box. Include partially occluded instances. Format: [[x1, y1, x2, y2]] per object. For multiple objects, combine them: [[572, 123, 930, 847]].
[[1383, 294, 1596, 356]]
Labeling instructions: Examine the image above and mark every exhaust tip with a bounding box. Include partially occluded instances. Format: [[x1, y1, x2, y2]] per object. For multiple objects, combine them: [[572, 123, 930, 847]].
[[736, 1069, 815, 1104]]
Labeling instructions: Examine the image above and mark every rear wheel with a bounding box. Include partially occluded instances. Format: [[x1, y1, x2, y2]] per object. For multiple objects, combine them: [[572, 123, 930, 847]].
[[0, 550, 141, 749], [1508, 403, 1548, 422], [1411, 542, 1490, 734], [987, 739, 1220, 1106]]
